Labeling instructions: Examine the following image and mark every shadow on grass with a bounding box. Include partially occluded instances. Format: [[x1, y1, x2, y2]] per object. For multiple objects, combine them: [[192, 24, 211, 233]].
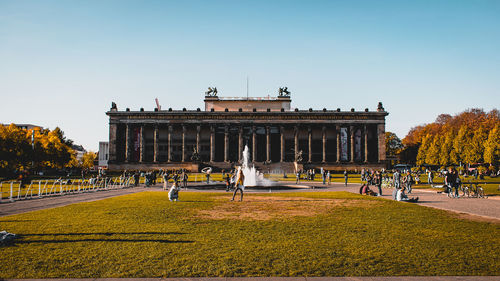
[[21, 232, 187, 236], [15, 238, 194, 244]]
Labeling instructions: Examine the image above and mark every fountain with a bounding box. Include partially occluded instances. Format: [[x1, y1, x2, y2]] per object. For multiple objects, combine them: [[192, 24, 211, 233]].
[[241, 145, 273, 187]]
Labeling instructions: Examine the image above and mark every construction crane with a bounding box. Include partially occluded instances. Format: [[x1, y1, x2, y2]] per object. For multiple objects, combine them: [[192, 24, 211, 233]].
[[155, 98, 161, 111]]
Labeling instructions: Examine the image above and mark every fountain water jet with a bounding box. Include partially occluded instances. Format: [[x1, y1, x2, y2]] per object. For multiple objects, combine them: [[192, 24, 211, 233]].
[[241, 145, 273, 187]]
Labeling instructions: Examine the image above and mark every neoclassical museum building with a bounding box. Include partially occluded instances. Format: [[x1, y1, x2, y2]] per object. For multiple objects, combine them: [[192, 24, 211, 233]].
[[106, 91, 388, 172]]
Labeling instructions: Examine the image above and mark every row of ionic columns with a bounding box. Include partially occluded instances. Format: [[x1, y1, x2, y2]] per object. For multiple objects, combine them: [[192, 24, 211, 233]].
[[123, 124, 372, 163]]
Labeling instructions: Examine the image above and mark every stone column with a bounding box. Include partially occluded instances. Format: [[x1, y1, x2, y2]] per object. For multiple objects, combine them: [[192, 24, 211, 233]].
[[294, 126, 299, 158], [210, 125, 215, 162], [266, 126, 271, 162], [350, 126, 355, 163], [238, 127, 243, 162], [181, 125, 186, 162], [378, 123, 386, 162], [252, 126, 257, 162], [167, 125, 172, 162], [196, 125, 201, 153], [139, 126, 144, 163], [364, 125, 369, 163], [108, 123, 117, 162], [308, 127, 312, 162], [125, 124, 131, 162], [153, 125, 159, 162], [280, 126, 285, 162], [336, 125, 340, 163], [322, 126, 326, 163], [224, 126, 229, 162]]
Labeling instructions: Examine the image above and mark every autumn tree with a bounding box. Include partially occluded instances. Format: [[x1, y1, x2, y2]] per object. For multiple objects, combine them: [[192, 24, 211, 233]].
[[403, 108, 499, 166], [0, 124, 77, 175], [484, 124, 499, 165], [81, 152, 97, 169]]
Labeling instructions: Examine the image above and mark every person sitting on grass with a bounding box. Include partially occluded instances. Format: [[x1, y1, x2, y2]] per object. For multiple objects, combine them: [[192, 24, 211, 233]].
[[396, 187, 419, 203], [168, 181, 181, 202], [359, 184, 378, 196]]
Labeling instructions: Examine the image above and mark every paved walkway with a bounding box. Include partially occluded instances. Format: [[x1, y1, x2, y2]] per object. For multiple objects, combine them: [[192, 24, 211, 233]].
[[0, 187, 144, 217], [1, 181, 499, 223], [3, 277, 500, 281]]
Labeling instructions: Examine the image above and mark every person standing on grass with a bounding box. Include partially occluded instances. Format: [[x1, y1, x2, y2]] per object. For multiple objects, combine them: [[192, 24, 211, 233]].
[[327, 170, 331, 185], [322, 170, 326, 185], [182, 171, 188, 189], [428, 170, 434, 185], [344, 170, 348, 186], [393, 170, 400, 190], [405, 171, 413, 194], [296, 170, 301, 184], [231, 167, 245, 201], [375, 171, 382, 196]]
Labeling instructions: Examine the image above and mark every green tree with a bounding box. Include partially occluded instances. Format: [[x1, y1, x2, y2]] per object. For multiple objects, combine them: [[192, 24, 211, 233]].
[[385, 132, 403, 156]]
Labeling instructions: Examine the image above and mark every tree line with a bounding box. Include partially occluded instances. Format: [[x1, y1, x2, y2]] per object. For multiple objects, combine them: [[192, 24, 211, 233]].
[[0, 124, 95, 177], [398, 108, 499, 168]]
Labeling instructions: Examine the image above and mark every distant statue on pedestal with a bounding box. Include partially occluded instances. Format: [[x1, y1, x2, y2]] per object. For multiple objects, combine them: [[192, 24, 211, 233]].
[[377, 102, 385, 112], [205, 87, 218, 97], [111, 102, 117, 110], [191, 146, 201, 162], [295, 150, 303, 163], [278, 87, 291, 97]]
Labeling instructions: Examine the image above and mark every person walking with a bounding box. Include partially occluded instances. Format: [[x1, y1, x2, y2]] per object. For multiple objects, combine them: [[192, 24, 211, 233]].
[[327, 171, 331, 185], [427, 170, 434, 186], [182, 171, 188, 189], [231, 167, 245, 201], [344, 170, 348, 186], [296, 170, 301, 184], [444, 168, 454, 195], [322, 170, 326, 185]]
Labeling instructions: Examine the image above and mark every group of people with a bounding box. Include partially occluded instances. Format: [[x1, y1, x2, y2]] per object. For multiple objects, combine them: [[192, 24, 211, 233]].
[[444, 167, 461, 198], [295, 169, 334, 185], [392, 170, 415, 194]]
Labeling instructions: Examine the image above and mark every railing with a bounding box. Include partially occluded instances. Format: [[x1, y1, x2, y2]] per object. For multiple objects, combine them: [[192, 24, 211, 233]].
[[0, 176, 134, 203]]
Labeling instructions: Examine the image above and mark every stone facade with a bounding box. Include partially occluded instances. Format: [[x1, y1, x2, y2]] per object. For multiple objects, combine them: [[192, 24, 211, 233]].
[[106, 95, 388, 171]]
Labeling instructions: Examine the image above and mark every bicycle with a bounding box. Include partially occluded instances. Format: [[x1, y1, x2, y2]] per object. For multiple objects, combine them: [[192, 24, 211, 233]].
[[465, 182, 486, 198]]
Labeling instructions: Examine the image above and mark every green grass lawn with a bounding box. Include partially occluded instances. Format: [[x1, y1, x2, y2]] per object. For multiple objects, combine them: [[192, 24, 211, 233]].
[[0, 191, 499, 278]]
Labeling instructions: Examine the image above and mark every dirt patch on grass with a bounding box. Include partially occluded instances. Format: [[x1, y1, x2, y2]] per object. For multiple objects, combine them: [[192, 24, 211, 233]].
[[197, 196, 381, 221]]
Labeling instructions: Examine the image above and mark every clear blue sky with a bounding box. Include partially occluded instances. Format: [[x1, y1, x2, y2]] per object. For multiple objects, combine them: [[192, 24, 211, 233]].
[[1, 0, 499, 151]]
